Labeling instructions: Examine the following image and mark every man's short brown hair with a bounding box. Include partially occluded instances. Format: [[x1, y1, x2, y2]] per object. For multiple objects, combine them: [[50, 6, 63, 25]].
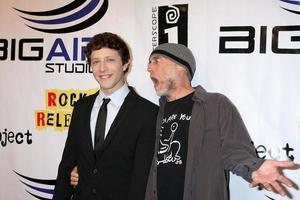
[[85, 32, 130, 72]]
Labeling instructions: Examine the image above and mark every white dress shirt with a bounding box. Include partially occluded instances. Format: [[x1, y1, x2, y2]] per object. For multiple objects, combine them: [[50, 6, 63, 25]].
[[90, 83, 130, 148]]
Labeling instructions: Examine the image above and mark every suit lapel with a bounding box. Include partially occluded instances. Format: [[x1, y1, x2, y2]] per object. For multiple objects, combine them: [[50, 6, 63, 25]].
[[95, 89, 136, 159]]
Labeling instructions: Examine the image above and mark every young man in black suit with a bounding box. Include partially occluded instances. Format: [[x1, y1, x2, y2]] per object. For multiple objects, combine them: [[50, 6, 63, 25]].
[[52, 32, 158, 200]]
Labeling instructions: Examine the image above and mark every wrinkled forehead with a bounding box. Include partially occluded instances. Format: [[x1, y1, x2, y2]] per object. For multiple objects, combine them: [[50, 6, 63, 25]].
[[149, 53, 161, 59]]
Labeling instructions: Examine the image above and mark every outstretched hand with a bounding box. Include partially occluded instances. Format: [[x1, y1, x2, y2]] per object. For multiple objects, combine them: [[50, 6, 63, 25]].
[[249, 160, 296, 196]]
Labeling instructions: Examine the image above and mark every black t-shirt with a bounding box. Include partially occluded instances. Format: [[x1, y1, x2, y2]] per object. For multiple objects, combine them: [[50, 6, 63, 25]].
[[157, 92, 194, 200]]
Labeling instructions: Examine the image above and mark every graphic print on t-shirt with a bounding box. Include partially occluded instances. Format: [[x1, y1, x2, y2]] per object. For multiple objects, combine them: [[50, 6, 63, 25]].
[[158, 121, 181, 165], [157, 113, 191, 166]]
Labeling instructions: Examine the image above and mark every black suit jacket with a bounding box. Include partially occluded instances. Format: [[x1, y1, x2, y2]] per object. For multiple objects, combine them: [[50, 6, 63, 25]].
[[53, 87, 158, 200]]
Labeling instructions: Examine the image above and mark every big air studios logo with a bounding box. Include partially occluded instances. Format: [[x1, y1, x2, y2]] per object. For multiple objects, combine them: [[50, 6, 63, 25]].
[[0, 0, 109, 74], [35, 88, 97, 132], [14, 0, 108, 33], [151, 4, 188, 49], [219, 1, 300, 54]]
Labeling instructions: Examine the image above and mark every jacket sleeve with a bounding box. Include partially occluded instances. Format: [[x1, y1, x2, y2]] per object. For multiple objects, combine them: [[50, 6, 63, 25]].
[[127, 105, 158, 200], [218, 95, 264, 182], [52, 103, 79, 200]]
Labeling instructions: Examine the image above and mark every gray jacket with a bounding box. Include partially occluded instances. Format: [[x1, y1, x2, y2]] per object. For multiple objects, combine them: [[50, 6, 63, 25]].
[[145, 85, 264, 200]]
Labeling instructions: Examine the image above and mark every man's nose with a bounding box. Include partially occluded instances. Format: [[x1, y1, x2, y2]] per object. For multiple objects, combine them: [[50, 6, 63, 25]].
[[99, 61, 106, 71], [147, 63, 153, 73]]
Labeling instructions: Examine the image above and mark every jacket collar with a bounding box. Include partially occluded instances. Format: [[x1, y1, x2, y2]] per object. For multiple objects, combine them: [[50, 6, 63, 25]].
[[192, 85, 207, 103]]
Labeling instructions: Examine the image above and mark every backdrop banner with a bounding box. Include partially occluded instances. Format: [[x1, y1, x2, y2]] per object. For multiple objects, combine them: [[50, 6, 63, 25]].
[[0, 0, 299, 199]]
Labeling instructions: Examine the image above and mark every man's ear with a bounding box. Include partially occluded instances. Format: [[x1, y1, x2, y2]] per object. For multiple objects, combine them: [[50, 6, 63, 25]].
[[123, 63, 129, 72], [176, 65, 190, 80], [123, 61, 132, 74]]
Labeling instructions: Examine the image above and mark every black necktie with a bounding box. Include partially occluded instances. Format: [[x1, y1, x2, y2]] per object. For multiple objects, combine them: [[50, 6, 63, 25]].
[[94, 98, 110, 152]]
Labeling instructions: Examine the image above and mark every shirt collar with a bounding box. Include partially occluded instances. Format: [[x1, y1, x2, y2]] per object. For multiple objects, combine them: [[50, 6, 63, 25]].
[[98, 83, 130, 108]]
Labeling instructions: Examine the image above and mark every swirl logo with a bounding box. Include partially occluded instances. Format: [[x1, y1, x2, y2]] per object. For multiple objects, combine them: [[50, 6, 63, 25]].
[[279, 0, 300, 15], [14, 0, 109, 34], [153, 4, 188, 45], [166, 6, 180, 24]]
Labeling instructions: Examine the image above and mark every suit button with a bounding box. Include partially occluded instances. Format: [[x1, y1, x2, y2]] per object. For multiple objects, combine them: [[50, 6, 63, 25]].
[[93, 168, 98, 174], [92, 188, 97, 194]]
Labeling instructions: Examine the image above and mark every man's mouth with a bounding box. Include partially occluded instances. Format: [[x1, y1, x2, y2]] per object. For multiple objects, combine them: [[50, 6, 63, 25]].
[[99, 74, 111, 79], [150, 76, 159, 86]]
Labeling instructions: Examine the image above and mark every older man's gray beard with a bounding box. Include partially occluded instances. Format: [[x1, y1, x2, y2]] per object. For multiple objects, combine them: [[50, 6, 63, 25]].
[[155, 78, 174, 97]]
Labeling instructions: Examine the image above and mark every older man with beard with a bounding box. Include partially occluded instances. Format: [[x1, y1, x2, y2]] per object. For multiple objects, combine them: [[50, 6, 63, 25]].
[[145, 43, 295, 200]]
